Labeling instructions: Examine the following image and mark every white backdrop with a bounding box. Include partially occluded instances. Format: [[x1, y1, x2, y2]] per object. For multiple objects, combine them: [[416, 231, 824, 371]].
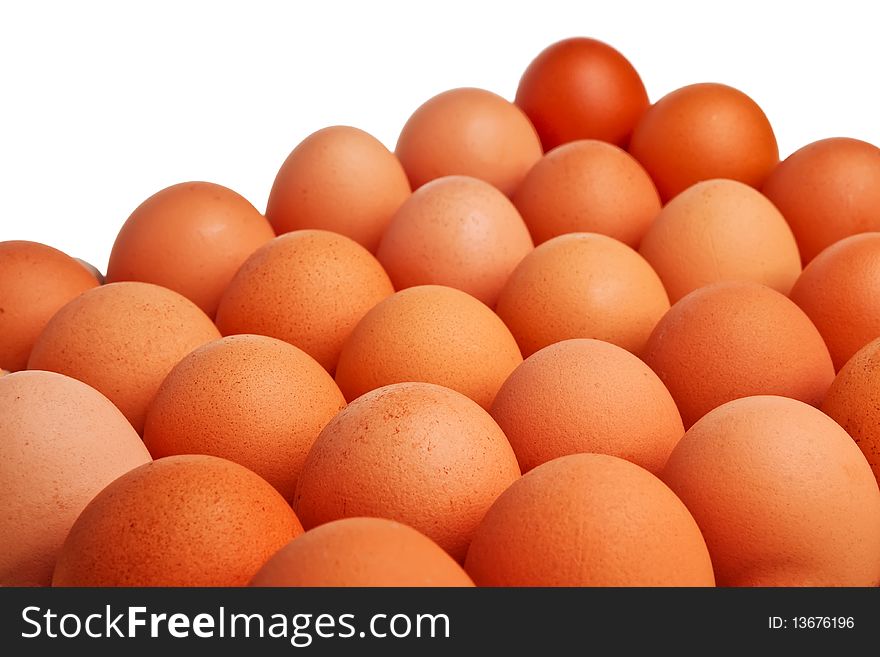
[[2, 0, 878, 270]]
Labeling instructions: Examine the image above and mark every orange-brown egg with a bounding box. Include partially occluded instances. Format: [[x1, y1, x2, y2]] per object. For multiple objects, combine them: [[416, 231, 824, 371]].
[[395, 87, 542, 196], [822, 337, 880, 484], [789, 233, 880, 370], [642, 282, 834, 428], [376, 175, 533, 306], [143, 334, 346, 501], [106, 182, 275, 317], [0, 241, 99, 371], [638, 179, 801, 302], [52, 455, 303, 586], [335, 285, 522, 409], [265, 126, 412, 252], [464, 453, 714, 586], [512, 139, 661, 247], [294, 382, 521, 562], [495, 233, 669, 357], [762, 137, 880, 263], [250, 518, 475, 587], [662, 396, 880, 586], [491, 339, 683, 474], [629, 83, 779, 202], [0, 371, 151, 586], [215, 230, 394, 373], [28, 281, 220, 433]]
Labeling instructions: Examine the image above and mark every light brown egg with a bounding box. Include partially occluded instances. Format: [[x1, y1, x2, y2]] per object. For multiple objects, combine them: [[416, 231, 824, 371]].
[[464, 453, 714, 586], [215, 230, 394, 373], [293, 382, 521, 562], [52, 455, 303, 586], [762, 137, 880, 263], [143, 334, 346, 501], [28, 281, 221, 433], [0, 371, 151, 586], [490, 339, 683, 474], [495, 233, 669, 357], [629, 83, 779, 202], [0, 241, 99, 371], [642, 282, 835, 428], [376, 176, 534, 306], [638, 179, 801, 302], [395, 87, 542, 196], [106, 182, 275, 317], [790, 233, 880, 370], [512, 139, 661, 247], [662, 396, 880, 586], [250, 518, 475, 587], [335, 285, 522, 409], [266, 126, 412, 252]]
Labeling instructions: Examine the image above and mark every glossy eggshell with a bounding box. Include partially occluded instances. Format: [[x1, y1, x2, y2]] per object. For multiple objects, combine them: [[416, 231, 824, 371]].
[[27, 281, 221, 433], [661, 396, 880, 586], [376, 175, 534, 307], [464, 453, 715, 586], [0, 241, 99, 372], [395, 87, 542, 196], [0, 371, 152, 586], [215, 230, 394, 373], [334, 285, 522, 410], [490, 339, 683, 474], [266, 126, 411, 252], [250, 518, 475, 587], [52, 455, 303, 586], [143, 334, 346, 501], [642, 282, 835, 428], [293, 382, 521, 562]]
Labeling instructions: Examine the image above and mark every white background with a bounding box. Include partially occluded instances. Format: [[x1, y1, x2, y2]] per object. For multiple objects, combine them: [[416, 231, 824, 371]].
[[1, 0, 878, 271]]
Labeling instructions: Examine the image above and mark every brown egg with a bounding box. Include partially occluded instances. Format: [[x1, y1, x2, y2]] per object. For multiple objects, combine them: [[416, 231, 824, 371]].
[[0, 371, 151, 586], [512, 139, 661, 247], [491, 339, 683, 474], [495, 233, 669, 357], [376, 176, 534, 306], [335, 285, 522, 409], [250, 518, 475, 587], [515, 37, 649, 150], [28, 281, 221, 433], [294, 382, 520, 562], [662, 396, 880, 586], [0, 241, 99, 371], [215, 230, 394, 373], [265, 126, 411, 252], [144, 335, 345, 501], [106, 182, 275, 317], [395, 87, 542, 196], [762, 138, 880, 263], [790, 233, 880, 370], [464, 453, 714, 586], [642, 282, 834, 428], [629, 83, 779, 202], [52, 455, 303, 586], [822, 337, 880, 484], [638, 179, 801, 302]]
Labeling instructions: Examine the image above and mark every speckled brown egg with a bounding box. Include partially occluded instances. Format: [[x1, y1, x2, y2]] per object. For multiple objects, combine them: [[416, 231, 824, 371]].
[[27, 281, 221, 433], [294, 382, 521, 562], [376, 175, 534, 306], [0, 371, 151, 586], [0, 241, 99, 372], [215, 230, 394, 373], [143, 334, 346, 501], [52, 455, 303, 586], [250, 518, 475, 587], [335, 285, 522, 409]]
